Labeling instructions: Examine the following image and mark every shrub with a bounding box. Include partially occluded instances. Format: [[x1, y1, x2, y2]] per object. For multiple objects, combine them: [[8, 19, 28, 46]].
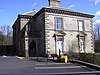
[[67, 52, 100, 65], [67, 52, 80, 60], [79, 53, 94, 63], [94, 54, 100, 65]]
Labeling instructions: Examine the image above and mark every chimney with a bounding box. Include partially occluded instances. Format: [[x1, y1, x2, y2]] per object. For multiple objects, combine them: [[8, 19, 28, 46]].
[[48, 0, 61, 8]]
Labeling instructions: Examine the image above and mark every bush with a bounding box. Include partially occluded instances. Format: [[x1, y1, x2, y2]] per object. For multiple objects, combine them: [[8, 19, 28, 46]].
[[67, 52, 80, 60], [79, 53, 94, 63], [67, 52, 100, 65], [94, 54, 100, 65]]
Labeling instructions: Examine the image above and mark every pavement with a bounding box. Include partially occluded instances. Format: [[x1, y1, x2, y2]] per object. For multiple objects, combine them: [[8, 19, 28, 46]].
[[0, 56, 97, 74]]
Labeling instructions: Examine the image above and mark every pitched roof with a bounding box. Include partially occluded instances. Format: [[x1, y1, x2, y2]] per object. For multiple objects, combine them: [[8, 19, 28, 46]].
[[44, 7, 94, 18], [18, 7, 94, 19], [22, 10, 37, 16]]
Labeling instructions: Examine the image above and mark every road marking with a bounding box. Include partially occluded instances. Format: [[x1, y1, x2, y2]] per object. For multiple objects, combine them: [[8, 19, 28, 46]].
[[35, 66, 86, 69], [16, 56, 25, 60], [1, 55, 7, 58], [36, 63, 72, 65], [1, 56, 11, 58]]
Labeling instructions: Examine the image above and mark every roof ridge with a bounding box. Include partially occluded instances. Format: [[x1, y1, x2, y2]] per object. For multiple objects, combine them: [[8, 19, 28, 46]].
[[22, 10, 37, 16]]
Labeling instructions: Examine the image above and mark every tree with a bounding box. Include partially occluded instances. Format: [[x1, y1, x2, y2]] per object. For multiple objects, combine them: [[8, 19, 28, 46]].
[[94, 23, 100, 53], [0, 25, 12, 45], [94, 24, 100, 40], [0, 31, 4, 45]]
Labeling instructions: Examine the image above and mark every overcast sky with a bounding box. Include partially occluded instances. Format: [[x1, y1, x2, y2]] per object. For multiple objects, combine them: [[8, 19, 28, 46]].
[[0, 0, 100, 27]]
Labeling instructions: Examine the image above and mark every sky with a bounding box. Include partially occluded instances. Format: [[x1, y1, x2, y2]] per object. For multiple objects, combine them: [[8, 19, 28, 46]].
[[0, 0, 100, 27]]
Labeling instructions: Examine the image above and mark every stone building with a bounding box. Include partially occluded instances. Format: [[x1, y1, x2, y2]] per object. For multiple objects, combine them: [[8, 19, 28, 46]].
[[12, 0, 94, 57]]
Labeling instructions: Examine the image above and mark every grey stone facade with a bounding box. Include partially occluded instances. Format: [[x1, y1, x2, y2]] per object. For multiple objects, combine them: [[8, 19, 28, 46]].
[[45, 12, 94, 54], [12, 0, 94, 57]]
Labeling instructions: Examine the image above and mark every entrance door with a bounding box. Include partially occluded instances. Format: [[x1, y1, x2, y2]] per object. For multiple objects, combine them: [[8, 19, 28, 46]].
[[56, 37, 63, 56], [79, 37, 85, 53]]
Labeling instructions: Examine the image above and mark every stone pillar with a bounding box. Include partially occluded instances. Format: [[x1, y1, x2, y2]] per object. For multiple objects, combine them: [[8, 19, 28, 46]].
[[25, 31, 29, 58]]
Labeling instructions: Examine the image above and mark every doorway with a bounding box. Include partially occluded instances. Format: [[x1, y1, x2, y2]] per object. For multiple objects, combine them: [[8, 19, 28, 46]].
[[29, 40, 36, 57], [56, 36, 63, 56], [79, 37, 85, 53]]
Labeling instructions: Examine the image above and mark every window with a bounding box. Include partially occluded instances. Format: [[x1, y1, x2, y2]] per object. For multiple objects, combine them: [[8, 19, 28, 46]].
[[26, 24, 30, 31], [78, 20, 84, 31], [26, 25, 28, 31], [55, 18, 63, 30], [79, 37, 85, 53]]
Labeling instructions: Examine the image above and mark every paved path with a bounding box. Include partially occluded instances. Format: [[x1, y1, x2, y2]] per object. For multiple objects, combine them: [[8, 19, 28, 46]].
[[0, 56, 97, 74]]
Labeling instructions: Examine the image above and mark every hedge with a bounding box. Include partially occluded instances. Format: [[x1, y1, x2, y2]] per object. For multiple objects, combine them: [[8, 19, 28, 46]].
[[67, 53, 100, 66]]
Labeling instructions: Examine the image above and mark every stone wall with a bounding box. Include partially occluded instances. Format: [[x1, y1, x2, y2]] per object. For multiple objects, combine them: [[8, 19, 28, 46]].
[[13, 8, 94, 57], [32, 12, 45, 56], [13, 19, 20, 55], [45, 12, 94, 54]]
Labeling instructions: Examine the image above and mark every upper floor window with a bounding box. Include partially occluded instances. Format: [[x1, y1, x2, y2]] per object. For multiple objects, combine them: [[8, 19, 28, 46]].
[[55, 18, 63, 30], [78, 20, 84, 31], [26, 24, 30, 32], [26, 25, 28, 31]]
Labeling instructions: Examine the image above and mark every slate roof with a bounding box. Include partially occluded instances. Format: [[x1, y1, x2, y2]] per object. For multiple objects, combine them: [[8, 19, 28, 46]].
[[18, 7, 94, 19], [44, 7, 94, 18], [22, 10, 37, 16]]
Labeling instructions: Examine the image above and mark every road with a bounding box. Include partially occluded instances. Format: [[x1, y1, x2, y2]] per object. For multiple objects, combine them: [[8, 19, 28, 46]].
[[0, 56, 97, 74]]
